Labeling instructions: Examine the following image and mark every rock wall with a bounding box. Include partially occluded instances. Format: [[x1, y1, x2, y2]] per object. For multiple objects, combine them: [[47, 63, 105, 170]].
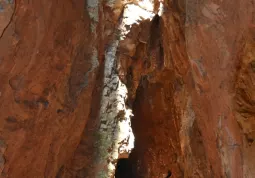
[[0, 0, 99, 177], [0, 0, 254, 178]]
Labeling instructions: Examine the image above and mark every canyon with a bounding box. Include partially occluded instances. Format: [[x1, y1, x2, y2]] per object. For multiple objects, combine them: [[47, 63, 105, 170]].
[[0, 0, 255, 177]]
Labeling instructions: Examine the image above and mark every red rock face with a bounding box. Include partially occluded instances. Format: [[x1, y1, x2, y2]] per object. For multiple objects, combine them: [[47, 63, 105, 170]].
[[0, 0, 100, 177], [119, 0, 255, 177], [0, 0, 255, 177]]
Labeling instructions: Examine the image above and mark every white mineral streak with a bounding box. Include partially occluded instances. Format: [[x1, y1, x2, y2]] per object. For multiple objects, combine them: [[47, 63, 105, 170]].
[[87, 0, 99, 32], [96, 1, 155, 177], [158, 1, 164, 16]]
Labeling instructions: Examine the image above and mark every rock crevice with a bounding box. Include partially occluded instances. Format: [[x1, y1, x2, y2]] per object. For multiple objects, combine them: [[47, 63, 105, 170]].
[[0, 0, 254, 178]]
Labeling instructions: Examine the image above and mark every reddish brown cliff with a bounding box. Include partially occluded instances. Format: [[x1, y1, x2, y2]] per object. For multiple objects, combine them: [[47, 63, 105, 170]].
[[0, 0, 254, 178]]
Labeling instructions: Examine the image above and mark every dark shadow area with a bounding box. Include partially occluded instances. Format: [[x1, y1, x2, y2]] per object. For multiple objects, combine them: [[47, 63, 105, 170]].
[[115, 158, 134, 178], [166, 170, 172, 178]]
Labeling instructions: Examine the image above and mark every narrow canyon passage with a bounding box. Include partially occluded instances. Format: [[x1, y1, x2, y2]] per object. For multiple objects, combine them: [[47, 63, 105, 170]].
[[95, 2, 159, 177], [0, 0, 254, 178]]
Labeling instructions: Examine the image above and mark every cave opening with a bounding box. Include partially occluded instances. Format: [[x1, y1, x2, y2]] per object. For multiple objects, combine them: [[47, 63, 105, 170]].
[[114, 158, 134, 178]]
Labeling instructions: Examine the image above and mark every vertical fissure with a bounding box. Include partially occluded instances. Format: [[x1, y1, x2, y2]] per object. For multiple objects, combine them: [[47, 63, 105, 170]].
[[96, 1, 161, 177]]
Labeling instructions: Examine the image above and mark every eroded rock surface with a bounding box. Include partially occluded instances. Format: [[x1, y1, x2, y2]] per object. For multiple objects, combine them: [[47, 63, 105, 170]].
[[0, 0, 255, 178]]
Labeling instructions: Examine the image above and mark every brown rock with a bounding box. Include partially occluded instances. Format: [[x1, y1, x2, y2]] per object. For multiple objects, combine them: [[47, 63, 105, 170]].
[[0, 0, 254, 177]]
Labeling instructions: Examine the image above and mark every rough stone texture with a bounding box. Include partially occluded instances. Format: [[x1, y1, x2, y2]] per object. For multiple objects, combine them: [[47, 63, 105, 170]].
[[0, 0, 255, 178], [0, 0, 14, 37], [0, 0, 99, 177]]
